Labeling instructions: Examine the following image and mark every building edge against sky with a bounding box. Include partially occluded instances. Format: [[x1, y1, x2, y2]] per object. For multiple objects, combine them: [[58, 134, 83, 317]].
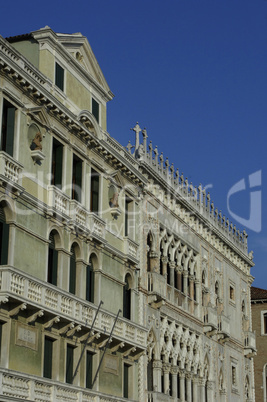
[[0, 26, 256, 401]]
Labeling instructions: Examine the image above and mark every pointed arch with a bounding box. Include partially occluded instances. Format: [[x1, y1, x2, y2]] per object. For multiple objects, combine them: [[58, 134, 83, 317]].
[[86, 252, 97, 303], [123, 273, 132, 319], [47, 229, 61, 286], [69, 242, 80, 295]]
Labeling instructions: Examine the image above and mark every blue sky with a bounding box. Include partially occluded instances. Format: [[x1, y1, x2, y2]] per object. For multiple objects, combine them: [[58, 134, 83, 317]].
[[1, 0, 266, 287]]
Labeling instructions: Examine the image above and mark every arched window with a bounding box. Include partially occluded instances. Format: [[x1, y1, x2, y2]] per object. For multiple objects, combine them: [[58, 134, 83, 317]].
[[86, 256, 94, 303], [47, 231, 58, 286], [245, 375, 250, 399], [69, 244, 77, 295], [123, 274, 131, 319], [147, 233, 152, 272], [0, 206, 9, 265], [167, 261, 171, 285], [215, 281, 219, 305]]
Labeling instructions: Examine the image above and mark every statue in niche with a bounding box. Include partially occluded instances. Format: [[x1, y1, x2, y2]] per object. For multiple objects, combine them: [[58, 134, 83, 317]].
[[30, 132, 43, 151], [109, 192, 119, 208]]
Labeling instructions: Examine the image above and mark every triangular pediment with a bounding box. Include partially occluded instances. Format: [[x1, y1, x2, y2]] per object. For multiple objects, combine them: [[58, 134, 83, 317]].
[[27, 106, 51, 130], [109, 171, 125, 189], [56, 32, 112, 98]]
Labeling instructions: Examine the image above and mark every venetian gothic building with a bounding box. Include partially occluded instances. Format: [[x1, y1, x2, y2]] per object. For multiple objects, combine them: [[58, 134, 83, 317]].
[[0, 27, 256, 401]]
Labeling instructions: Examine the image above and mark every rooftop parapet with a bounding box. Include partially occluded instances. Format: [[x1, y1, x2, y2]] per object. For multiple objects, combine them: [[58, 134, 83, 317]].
[[127, 123, 249, 255]]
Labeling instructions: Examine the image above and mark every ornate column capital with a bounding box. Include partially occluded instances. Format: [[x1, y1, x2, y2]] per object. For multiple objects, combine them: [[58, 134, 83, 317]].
[[170, 366, 179, 375], [161, 256, 168, 263], [179, 370, 185, 379], [185, 372, 192, 380], [198, 378, 206, 387], [152, 360, 162, 370], [169, 261, 176, 269], [162, 363, 171, 373]]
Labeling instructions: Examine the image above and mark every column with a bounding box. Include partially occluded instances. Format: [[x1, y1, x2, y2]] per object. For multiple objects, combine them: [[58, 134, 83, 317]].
[[198, 378, 206, 402], [178, 269, 182, 290], [180, 371, 185, 402], [186, 374, 192, 402], [152, 360, 162, 393], [183, 272, 188, 309], [171, 367, 178, 398], [161, 256, 168, 276], [207, 380, 214, 402], [163, 364, 170, 394], [192, 376, 198, 402], [169, 262, 175, 286], [150, 252, 159, 273]]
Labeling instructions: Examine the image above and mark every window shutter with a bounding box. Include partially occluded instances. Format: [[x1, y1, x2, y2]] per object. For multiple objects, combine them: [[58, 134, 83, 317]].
[[92, 99, 99, 123], [6, 106, 15, 156]]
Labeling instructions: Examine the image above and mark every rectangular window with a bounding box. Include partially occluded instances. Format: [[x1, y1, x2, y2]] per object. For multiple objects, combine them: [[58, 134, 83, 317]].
[[230, 285, 235, 301], [90, 168, 99, 213], [264, 313, 267, 334], [72, 154, 82, 202], [1, 99, 16, 156], [86, 351, 94, 389], [55, 62, 64, 91], [51, 138, 63, 188], [92, 98, 99, 123], [123, 363, 130, 398], [43, 337, 54, 379], [66, 344, 75, 384]]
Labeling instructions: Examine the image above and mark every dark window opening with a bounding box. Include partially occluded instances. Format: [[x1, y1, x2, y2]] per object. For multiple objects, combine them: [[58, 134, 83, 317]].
[[147, 360, 153, 391], [1, 99, 16, 156], [66, 344, 75, 384], [90, 169, 99, 213], [0, 208, 9, 265], [69, 246, 76, 295], [55, 62, 64, 91], [123, 363, 130, 398], [86, 351, 94, 389], [92, 98, 99, 123], [123, 276, 131, 319], [72, 154, 82, 202], [43, 337, 54, 379], [51, 138, 63, 188], [48, 233, 58, 286], [86, 259, 94, 303]]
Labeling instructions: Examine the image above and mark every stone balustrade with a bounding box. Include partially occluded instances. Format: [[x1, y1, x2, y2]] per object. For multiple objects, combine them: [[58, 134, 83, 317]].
[[0, 368, 134, 402], [0, 266, 147, 350], [124, 237, 139, 263], [127, 126, 249, 255], [48, 186, 106, 241], [0, 151, 23, 185], [244, 331, 256, 357], [217, 314, 230, 340], [203, 306, 218, 333]]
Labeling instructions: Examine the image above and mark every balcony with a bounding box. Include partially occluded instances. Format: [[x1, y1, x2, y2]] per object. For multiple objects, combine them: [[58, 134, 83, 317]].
[[244, 331, 257, 357], [0, 266, 147, 355], [148, 272, 166, 299], [47, 186, 106, 242], [203, 305, 218, 335], [0, 368, 136, 402], [0, 151, 23, 192], [124, 237, 139, 264], [217, 314, 230, 342]]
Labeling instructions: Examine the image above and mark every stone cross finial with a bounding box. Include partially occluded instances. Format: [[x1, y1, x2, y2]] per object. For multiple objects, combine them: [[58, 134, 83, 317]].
[[126, 140, 133, 153], [131, 122, 141, 155]]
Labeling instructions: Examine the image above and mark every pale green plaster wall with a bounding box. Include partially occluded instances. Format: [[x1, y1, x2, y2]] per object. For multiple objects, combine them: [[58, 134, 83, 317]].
[[101, 276, 122, 314], [9, 320, 42, 376], [13, 227, 47, 280], [99, 352, 122, 397], [10, 40, 39, 68], [39, 49, 54, 82], [66, 71, 91, 111]]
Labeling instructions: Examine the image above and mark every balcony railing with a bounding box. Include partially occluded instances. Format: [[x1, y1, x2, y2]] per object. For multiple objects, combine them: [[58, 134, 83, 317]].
[[244, 331, 256, 357], [203, 306, 218, 334], [0, 266, 147, 351], [0, 151, 23, 186], [124, 237, 139, 263], [217, 315, 230, 341], [48, 186, 106, 241], [0, 368, 135, 402], [148, 272, 167, 299]]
